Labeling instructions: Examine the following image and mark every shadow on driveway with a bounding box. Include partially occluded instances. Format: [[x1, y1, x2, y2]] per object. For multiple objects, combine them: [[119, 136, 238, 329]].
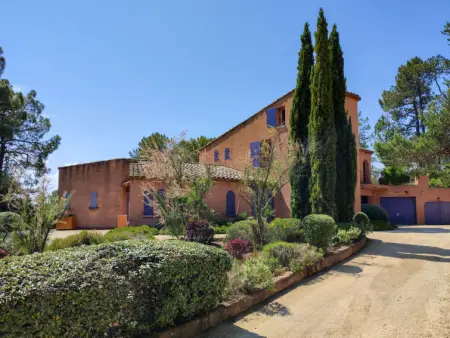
[[393, 226, 450, 234]]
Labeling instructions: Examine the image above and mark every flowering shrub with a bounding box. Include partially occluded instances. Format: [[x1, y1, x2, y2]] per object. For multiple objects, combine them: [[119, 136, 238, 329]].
[[185, 220, 214, 244], [225, 238, 250, 259]]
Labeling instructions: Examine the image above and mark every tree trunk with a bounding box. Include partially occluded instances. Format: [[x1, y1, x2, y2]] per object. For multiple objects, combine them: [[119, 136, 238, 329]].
[[0, 138, 6, 174], [412, 101, 421, 136]]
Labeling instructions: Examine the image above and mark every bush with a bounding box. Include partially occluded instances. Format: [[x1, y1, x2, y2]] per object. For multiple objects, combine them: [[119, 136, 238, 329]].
[[225, 238, 251, 259], [0, 240, 231, 336], [185, 220, 214, 244], [262, 241, 323, 273], [337, 222, 355, 230], [228, 257, 274, 294], [226, 220, 257, 243], [0, 247, 8, 259], [45, 230, 104, 251], [362, 204, 389, 222], [302, 214, 336, 250], [213, 225, 230, 234], [371, 219, 394, 231], [336, 227, 361, 245], [103, 225, 156, 243], [267, 218, 304, 243], [353, 212, 371, 234]]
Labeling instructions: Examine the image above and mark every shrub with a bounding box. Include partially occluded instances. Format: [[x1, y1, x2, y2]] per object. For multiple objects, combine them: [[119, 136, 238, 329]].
[[185, 220, 214, 244], [362, 204, 388, 222], [336, 227, 361, 245], [302, 214, 336, 250], [262, 241, 323, 273], [103, 225, 156, 243], [353, 212, 371, 234], [337, 222, 356, 230], [228, 257, 274, 294], [371, 219, 394, 231], [267, 218, 304, 243], [213, 225, 230, 234], [0, 240, 231, 336], [0, 247, 8, 259], [225, 238, 251, 259], [226, 220, 257, 243], [45, 230, 104, 251]]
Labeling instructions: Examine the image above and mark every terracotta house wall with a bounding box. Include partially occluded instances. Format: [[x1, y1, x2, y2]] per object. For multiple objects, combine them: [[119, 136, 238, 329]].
[[58, 159, 130, 229], [128, 179, 165, 226]]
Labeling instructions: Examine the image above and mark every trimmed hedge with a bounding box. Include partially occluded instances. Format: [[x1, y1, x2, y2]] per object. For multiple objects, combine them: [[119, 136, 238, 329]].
[[0, 240, 232, 336], [267, 218, 305, 243], [302, 214, 336, 250], [45, 230, 104, 251], [352, 212, 371, 234], [362, 204, 388, 221], [103, 225, 157, 242], [225, 220, 258, 243], [371, 219, 394, 231]]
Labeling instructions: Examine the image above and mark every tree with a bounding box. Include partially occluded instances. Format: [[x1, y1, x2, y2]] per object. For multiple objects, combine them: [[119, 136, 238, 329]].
[[179, 135, 215, 162], [378, 166, 410, 185], [443, 22, 450, 45], [239, 129, 295, 249], [289, 22, 313, 219], [329, 24, 357, 222], [129, 132, 169, 158], [308, 8, 336, 217], [0, 47, 5, 77], [358, 111, 372, 148]]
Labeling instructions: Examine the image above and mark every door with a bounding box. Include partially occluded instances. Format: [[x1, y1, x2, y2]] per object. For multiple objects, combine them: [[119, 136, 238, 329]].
[[425, 202, 450, 225], [380, 197, 416, 225]]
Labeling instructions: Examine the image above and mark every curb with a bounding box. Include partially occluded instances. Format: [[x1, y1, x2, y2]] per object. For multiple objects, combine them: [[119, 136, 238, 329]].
[[159, 237, 367, 338]]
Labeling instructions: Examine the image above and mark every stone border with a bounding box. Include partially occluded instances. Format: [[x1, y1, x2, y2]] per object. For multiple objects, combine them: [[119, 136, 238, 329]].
[[159, 237, 367, 338]]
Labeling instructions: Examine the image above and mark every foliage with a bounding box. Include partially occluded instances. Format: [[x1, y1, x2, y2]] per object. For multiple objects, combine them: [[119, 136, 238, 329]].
[[267, 218, 304, 243], [262, 241, 324, 273], [371, 219, 394, 231], [45, 231, 104, 251], [185, 220, 214, 245], [358, 111, 372, 149], [213, 225, 229, 234], [361, 204, 389, 222], [290, 22, 313, 219], [335, 227, 361, 245], [129, 132, 169, 158], [239, 129, 295, 249], [0, 240, 231, 336], [353, 212, 371, 233], [0, 247, 7, 259], [330, 24, 357, 222], [225, 238, 251, 259], [308, 9, 336, 218], [337, 222, 357, 230], [178, 135, 215, 162], [378, 166, 410, 185], [302, 214, 336, 250], [228, 257, 274, 295], [103, 225, 157, 242], [225, 219, 258, 244]]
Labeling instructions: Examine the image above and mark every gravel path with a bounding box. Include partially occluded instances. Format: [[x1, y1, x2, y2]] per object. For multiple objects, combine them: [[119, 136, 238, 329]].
[[203, 225, 450, 338]]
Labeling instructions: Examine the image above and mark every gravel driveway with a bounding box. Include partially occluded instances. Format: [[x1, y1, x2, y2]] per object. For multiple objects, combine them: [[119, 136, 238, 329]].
[[203, 225, 450, 338]]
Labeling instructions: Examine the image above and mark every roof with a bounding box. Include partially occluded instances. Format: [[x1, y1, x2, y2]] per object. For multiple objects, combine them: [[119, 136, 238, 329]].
[[201, 89, 361, 151], [130, 161, 243, 181], [359, 148, 374, 155], [58, 158, 131, 169]]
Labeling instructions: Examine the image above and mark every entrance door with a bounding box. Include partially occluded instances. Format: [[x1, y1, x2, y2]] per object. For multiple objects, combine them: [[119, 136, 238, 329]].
[[425, 202, 450, 225], [126, 190, 130, 222], [380, 197, 416, 225]]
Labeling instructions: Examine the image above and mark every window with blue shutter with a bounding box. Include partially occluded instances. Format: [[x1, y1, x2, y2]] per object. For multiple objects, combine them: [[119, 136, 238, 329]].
[[90, 192, 98, 208], [143, 192, 153, 216], [214, 150, 219, 161], [226, 191, 236, 217], [266, 108, 277, 127], [250, 141, 261, 167], [225, 148, 230, 160]]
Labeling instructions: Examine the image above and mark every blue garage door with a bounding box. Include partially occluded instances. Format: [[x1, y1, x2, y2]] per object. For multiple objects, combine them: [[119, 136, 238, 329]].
[[425, 202, 450, 225], [380, 197, 416, 225]]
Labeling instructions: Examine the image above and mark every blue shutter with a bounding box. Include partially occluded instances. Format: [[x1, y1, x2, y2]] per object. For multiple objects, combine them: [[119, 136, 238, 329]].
[[250, 141, 261, 167], [158, 189, 165, 198], [64, 192, 71, 209], [225, 148, 230, 160], [214, 150, 219, 161], [90, 192, 97, 208], [226, 191, 236, 217], [266, 108, 277, 127], [144, 193, 153, 216]]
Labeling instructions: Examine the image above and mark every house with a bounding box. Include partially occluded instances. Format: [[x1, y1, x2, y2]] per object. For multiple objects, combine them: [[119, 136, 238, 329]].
[[58, 90, 450, 228]]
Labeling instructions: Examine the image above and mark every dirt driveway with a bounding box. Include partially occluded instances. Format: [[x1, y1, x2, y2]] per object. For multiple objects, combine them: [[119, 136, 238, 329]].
[[203, 225, 450, 338]]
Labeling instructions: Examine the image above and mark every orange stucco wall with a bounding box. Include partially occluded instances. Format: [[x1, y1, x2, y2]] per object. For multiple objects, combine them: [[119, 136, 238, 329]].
[[200, 91, 360, 217], [58, 159, 130, 229]]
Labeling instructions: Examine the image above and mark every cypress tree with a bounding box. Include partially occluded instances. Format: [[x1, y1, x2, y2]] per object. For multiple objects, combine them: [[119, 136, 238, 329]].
[[308, 8, 336, 217], [290, 22, 314, 219], [330, 24, 357, 221]]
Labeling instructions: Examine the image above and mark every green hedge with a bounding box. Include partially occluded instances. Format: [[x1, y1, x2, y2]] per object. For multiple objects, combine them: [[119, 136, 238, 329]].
[[267, 218, 304, 243], [0, 240, 231, 337], [362, 204, 388, 221], [45, 230, 104, 251], [225, 220, 258, 243], [302, 214, 336, 250], [371, 219, 394, 231], [103, 225, 157, 242]]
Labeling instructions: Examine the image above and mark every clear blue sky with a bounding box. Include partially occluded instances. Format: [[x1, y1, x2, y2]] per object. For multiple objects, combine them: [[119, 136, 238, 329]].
[[1, 0, 449, 188]]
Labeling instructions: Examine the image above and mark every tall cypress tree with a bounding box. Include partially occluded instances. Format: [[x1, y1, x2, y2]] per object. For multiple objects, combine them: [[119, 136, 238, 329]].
[[290, 22, 314, 219], [308, 8, 336, 217]]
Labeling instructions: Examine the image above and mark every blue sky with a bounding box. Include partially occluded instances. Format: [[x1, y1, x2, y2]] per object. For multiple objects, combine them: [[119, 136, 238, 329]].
[[1, 0, 449, 188]]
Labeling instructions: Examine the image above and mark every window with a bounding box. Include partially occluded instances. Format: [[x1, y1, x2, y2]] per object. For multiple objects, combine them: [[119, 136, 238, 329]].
[[226, 191, 236, 217], [225, 148, 230, 160], [90, 192, 98, 209], [250, 141, 261, 167], [214, 150, 219, 161], [276, 107, 286, 127], [64, 191, 71, 209], [143, 192, 153, 216]]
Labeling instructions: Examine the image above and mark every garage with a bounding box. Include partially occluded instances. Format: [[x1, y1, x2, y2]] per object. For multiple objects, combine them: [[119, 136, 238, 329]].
[[380, 197, 417, 225], [425, 202, 450, 225]]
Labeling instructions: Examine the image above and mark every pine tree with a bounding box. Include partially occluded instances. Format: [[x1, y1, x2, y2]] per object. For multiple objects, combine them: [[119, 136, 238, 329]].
[[308, 8, 336, 217], [329, 24, 356, 221], [289, 22, 314, 219]]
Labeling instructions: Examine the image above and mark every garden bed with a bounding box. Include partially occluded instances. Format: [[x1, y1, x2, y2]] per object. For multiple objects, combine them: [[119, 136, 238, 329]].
[[158, 236, 367, 338]]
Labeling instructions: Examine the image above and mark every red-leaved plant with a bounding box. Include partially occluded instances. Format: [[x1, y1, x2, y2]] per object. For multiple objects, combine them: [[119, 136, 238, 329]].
[[0, 248, 9, 259], [225, 239, 250, 259]]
